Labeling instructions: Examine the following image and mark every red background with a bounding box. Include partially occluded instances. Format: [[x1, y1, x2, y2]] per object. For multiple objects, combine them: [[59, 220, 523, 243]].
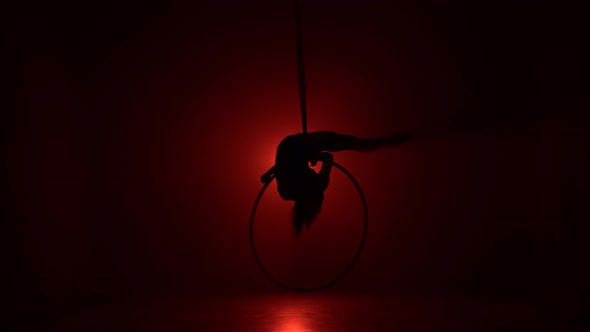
[[3, 0, 589, 326]]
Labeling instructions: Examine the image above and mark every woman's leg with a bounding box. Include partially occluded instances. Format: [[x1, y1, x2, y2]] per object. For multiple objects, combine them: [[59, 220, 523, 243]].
[[306, 131, 411, 153]]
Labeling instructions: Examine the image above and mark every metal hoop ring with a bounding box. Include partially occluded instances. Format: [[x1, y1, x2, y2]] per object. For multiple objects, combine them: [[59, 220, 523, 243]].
[[249, 162, 369, 292]]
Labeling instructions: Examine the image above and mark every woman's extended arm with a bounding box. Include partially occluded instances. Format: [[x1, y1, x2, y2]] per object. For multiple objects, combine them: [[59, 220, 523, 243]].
[[317, 152, 333, 192], [261, 165, 276, 183]]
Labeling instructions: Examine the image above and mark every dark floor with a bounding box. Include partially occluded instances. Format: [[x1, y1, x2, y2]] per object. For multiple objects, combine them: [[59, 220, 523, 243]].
[[31, 294, 585, 332]]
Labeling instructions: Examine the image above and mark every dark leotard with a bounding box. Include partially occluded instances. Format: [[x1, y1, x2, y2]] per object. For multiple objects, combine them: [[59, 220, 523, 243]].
[[274, 134, 318, 201]]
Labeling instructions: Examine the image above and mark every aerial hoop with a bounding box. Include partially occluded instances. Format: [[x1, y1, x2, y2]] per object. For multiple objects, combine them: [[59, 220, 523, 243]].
[[249, 162, 369, 292]]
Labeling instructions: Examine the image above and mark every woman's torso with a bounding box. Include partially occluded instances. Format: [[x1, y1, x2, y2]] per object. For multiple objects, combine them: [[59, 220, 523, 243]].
[[274, 134, 317, 200]]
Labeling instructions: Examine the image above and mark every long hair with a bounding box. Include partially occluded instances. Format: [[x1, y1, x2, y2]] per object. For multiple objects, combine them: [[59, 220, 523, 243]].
[[291, 192, 324, 235]]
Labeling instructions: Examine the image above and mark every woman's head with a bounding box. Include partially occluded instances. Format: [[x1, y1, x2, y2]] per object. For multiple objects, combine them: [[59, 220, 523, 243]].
[[291, 190, 324, 235]]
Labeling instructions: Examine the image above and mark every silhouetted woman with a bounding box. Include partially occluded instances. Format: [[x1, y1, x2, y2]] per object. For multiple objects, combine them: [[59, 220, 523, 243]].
[[261, 131, 411, 235]]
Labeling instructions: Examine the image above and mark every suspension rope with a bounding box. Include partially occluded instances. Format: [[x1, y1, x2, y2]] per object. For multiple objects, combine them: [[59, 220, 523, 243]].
[[294, 0, 307, 134]]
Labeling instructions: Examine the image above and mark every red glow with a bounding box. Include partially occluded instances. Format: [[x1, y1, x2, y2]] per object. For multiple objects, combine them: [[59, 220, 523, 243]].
[[8, 2, 587, 323], [272, 298, 320, 332]]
